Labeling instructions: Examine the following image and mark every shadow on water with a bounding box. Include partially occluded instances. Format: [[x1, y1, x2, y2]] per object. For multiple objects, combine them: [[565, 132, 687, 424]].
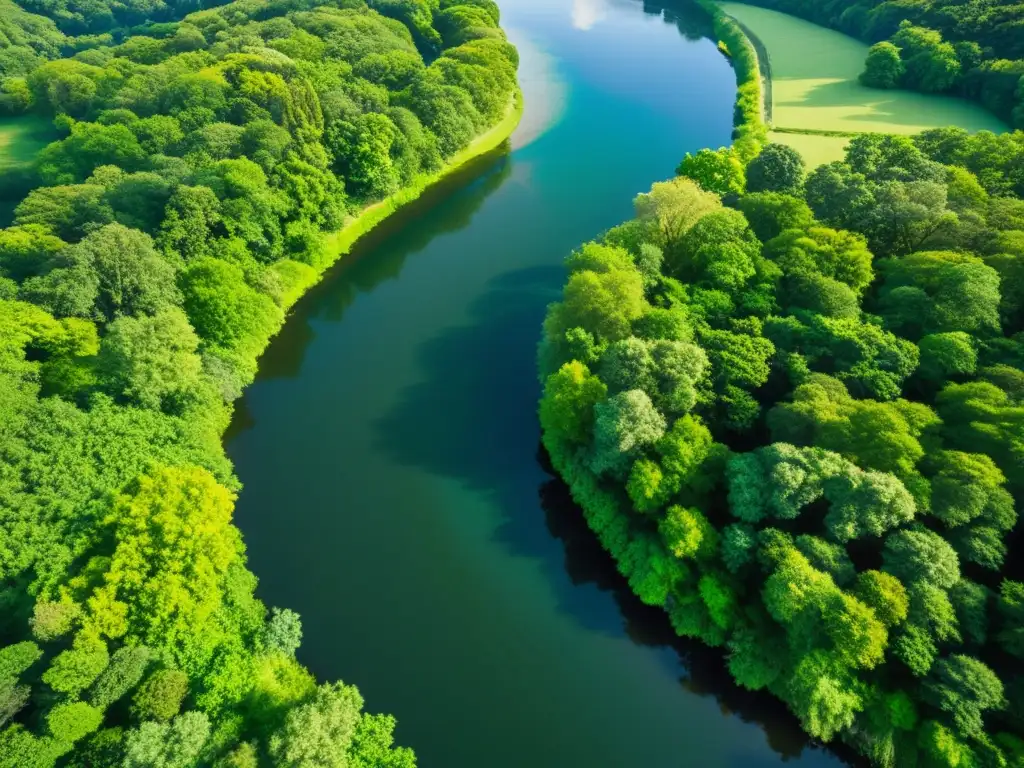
[[261, 148, 512, 380], [540, 472, 868, 767], [373, 266, 861, 766], [225, 150, 515, 442]]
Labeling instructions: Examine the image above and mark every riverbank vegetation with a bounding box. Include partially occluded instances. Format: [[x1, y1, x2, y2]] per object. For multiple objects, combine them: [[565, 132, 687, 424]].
[[0, 0, 518, 765], [718, 2, 1007, 167], [540, 124, 1024, 765]]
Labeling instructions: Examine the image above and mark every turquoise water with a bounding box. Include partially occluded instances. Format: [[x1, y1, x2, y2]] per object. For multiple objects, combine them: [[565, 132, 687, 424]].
[[226, 1, 850, 765]]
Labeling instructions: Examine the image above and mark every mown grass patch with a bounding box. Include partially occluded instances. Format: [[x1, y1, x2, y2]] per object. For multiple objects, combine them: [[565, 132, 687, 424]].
[[718, 2, 1006, 164], [769, 130, 849, 167]]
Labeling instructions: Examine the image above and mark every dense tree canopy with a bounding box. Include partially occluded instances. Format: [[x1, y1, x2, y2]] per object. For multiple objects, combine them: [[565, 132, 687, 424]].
[[0, 0, 518, 764], [540, 125, 1024, 767]]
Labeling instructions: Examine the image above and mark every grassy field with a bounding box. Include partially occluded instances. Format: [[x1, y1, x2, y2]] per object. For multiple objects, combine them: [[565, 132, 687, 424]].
[[0, 115, 59, 226], [718, 2, 1008, 165], [769, 130, 851, 167], [0, 114, 58, 170]]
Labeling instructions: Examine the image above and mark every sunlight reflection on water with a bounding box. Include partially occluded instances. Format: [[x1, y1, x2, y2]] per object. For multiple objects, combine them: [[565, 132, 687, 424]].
[[507, 28, 568, 150], [571, 0, 608, 29]]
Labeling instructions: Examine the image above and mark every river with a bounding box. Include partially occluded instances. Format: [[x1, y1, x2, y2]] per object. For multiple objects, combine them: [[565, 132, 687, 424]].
[[225, 1, 850, 765]]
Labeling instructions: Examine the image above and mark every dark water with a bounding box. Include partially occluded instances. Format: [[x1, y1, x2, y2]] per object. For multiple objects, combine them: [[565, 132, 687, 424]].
[[226, 1, 849, 765]]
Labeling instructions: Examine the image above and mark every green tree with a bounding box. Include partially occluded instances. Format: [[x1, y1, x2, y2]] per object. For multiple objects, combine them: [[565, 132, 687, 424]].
[[923, 655, 1004, 736], [42, 633, 109, 696], [98, 308, 203, 412], [122, 711, 210, 768], [764, 226, 874, 295], [633, 177, 721, 259], [0, 225, 66, 282], [883, 528, 961, 590], [193, 159, 287, 261], [894, 625, 938, 677], [82, 465, 242, 668], [0, 642, 42, 681], [540, 267, 646, 374], [157, 186, 222, 263], [590, 390, 666, 477], [823, 466, 916, 543], [52, 223, 180, 322], [876, 250, 1001, 339], [854, 570, 909, 628], [88, 645, 151, 710], [737, 193, 814, 242], [892, 23, 962, 93], [927, 450, 1014, 529], [178, 257, 282, 352], [787, 650, 864, 742], [823, 591, 888, 670], [348, 713, 416, 768], [131, 669, 188, 723], [659, 505, 717, 561], [918, 332, 976, 383], [14, 182, 113, 241], [0, 681, 30, 730], [264, 608, 303, 657], [326, 112, 399, 200], [268, 681, 365, 768], [676, 147, 745, 196], [47, 701, 103, 743], [804, 162, 874, 229], [539, 361, 607, 445], [745, 143, 806, 195], [37, 122, 145, 185], [861, 42, 905, 89]]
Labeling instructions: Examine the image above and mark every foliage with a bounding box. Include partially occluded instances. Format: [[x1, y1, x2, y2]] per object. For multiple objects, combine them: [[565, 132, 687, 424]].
[[267, 681, 364, 768], [122, 711, 210, 768], [745, 143, 806, 195], [861, 42, 904, 89], [0, 0, 518, 762], [540, 125, 1024, 765], [676, 147, 745, 196], [132, 669, 189, 723]]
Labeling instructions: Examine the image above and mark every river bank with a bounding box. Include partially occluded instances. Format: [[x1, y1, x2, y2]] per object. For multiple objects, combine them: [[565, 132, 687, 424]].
[[226, 1, 844, 764], [312, 92, 526, 306]]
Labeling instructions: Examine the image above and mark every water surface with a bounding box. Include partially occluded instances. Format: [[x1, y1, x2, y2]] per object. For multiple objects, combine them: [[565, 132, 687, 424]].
[[227, 2, 850, 765]]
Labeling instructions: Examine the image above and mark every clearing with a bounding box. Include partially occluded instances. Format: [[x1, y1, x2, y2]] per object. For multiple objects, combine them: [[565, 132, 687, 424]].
[[0, 114, 58, 171], [718, 2, 1008, 165], [0, 115, 59, 225]]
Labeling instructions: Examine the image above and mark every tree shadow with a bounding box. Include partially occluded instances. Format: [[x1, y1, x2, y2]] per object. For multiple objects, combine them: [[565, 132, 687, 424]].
[[773, 74, 1004, 133], [372, 264, 564, 561]]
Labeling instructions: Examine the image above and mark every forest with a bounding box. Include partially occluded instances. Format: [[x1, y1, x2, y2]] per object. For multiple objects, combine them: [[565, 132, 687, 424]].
[[0, 0, 517, 765], [539, 99, 1024, 768], [736, 0, 1024, 128]]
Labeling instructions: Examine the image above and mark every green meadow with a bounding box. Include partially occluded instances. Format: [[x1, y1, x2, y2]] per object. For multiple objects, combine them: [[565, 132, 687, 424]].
[[718, 2, 1008, 165], [0, 114, 58, 170], [0, 115, 59, 224]]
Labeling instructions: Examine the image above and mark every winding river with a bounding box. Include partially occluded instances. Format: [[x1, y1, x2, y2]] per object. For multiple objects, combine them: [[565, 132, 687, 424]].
[[226, 1, 851, 765]]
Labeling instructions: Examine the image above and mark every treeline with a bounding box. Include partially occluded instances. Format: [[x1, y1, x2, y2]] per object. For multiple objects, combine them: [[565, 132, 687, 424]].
[[692, 0, 766, 161], [734, 0, 1024, 129], [0, 0, 517, 766], [539, 127, 1024, 766]]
